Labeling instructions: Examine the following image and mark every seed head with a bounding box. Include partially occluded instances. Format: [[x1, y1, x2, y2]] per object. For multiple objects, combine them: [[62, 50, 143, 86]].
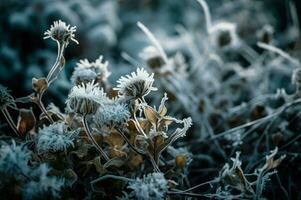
[[44, 20, 78, 45], [66, 81, 109, 115], [71, 56, 111, 85], [113, 68, 157, 99]]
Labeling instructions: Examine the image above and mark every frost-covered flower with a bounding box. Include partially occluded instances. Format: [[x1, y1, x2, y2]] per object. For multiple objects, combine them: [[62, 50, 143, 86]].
[[94, 101, 130, 128], [71, 68, 98, 85], [209, 22, 239, 48], [37, 122, 78, 153], [71, 56, 111, 85], [44, 20, 78, 45], [66, 81, 109, 114], [22, 163, 64, 199], [0, 84, 15, 109], [139, 46, 165, 69], [0, 140, 31, 175], [114, 68, 157, 99], [167, 146, 193, 168], [128, 172, 169, 200]]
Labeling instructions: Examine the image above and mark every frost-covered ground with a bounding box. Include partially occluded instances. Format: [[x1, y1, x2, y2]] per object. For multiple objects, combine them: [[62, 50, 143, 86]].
[[0, 0, 300, 199]]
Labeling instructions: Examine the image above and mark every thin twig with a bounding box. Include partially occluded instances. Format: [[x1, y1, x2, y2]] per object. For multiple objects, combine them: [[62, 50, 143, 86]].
[[83, 114, 109, 162]]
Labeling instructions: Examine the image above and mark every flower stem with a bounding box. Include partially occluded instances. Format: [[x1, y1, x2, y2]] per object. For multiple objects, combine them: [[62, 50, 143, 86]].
[[1, 108, 20, 137], [37, 95, 54, 123], [83, 114, 109, 162]]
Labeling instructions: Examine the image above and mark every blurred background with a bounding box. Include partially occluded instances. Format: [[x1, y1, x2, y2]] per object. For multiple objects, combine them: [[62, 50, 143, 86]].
[[0, 0, 299, 106]]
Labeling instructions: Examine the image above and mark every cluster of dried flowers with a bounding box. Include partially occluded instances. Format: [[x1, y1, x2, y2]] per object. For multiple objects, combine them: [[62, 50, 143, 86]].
[[1, 0, 300, 199]]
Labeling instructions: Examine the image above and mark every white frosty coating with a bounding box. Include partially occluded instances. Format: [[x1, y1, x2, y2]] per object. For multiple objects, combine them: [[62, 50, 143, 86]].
[[128, 172, 169, 200], [209, 21, 239, 48], [196, 0, 212, 33], [139, 45, 162, 61], [44, 20, 78, 44], [75, 56, 111, 81], [113, 68, 157, 98], [66, 81, 110, 114], [94, 102, 130, 128], [137, 22, 169, 63], [257, 42, 300, 67], [68, 81, 108, 103], [37, 122, 78, 153]]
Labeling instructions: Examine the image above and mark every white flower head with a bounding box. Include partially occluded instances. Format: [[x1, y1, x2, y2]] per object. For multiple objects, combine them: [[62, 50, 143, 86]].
[[139, 46, 165, 70], [209, 22, 239, 49], [44, 20, 78, 45], [114, 68, 157, 99], [72, 56, 111, 84], [66, 81, 109, 114]]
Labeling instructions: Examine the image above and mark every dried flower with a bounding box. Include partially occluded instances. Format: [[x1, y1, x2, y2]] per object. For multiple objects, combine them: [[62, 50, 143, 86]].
[[44, 20, 78, 45], [219, 152, 250, 192], [114, 68, 157, 99], [209, 22, 239, 48], [71, 56, 111, 85], [37, 122, 78, 153], [66, 81, 109, 115], [139, 46, 165, 69], [128, 172, 169, 200]]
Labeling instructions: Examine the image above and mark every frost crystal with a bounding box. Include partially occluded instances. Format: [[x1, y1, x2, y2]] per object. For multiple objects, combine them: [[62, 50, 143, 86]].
[[37, 122, 78, 153], [0, 84, 15, 109], [94, 102, 130, 128], [114, 68, 157, 99], [0, 140, 31, 175], [71, 56, 111, 85], [44, 20, 78, 45], [128, 172, 168, 200], [66, 81, 109, 114], [22, 164, 64, 199]]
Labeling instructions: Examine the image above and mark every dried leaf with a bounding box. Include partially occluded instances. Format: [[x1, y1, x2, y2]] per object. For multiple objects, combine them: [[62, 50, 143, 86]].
[[32, 77, 48, 93], [144, 106, 159, 125], [17, 108, 36, 137]]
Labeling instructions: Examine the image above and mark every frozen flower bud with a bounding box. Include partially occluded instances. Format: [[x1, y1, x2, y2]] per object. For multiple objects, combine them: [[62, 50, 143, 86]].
[[66, 81, 109, 115], [94, 101, 130, 128], [37, 122, 78, 153], [0, 84, 15, 109], [44, 20, 78, 45], [256, 24, 274, 44], [113, 68, 157, 99], [168, 146, 193, 169], [209, 22, 239, 48], [128, 172, 169, 200], [32, 77, 48, 94], [71, 56, 111, 85], [139, 46, 165, 69]]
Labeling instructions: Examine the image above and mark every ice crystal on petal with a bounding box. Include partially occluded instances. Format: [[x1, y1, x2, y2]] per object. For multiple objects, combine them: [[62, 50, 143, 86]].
[[66, 81, 109, 114], [44, 20, 78, 45], [113, 68, 157, 99], [37, 122, 78, 153], [128, 172, 168, 200]]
